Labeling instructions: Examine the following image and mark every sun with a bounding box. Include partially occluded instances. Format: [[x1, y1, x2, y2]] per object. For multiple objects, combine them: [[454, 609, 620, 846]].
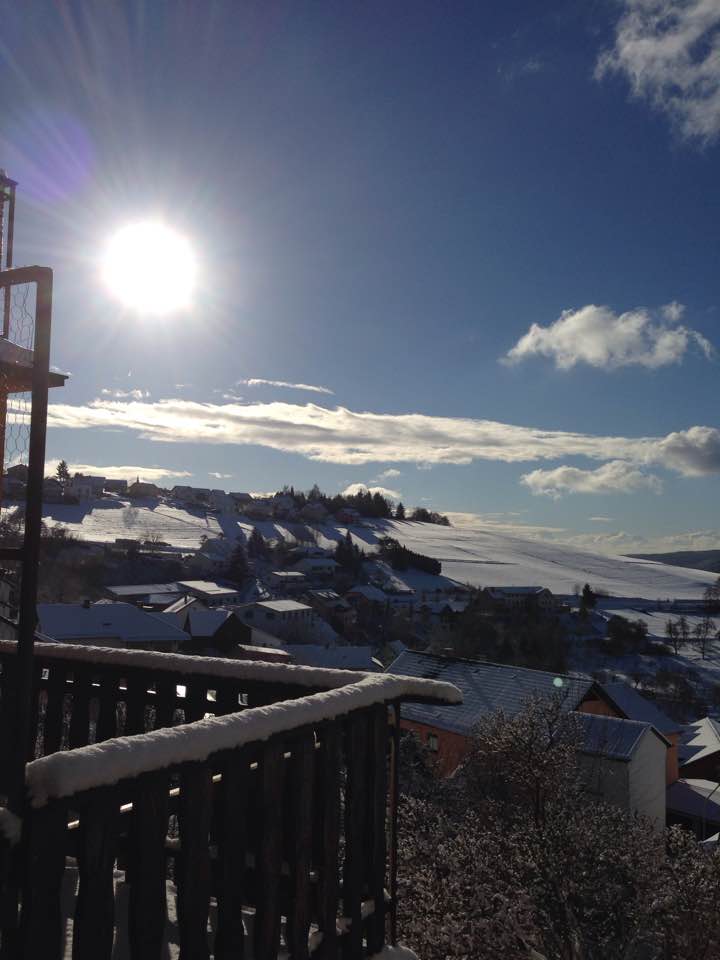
[[101, 221, 197, 314]]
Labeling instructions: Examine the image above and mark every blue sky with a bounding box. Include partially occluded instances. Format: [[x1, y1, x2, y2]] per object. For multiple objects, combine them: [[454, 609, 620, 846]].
[[1, 1, 718, 553]]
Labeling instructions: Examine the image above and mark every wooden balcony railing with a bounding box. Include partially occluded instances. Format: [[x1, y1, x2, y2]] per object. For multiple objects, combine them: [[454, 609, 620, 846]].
[[0, 641, 460, 959]]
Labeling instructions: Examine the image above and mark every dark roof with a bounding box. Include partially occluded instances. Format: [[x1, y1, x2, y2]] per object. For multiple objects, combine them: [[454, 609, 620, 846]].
[[576, 712, 668, 761], [601, 681, 681, 735], [386, 650, 595, 737]]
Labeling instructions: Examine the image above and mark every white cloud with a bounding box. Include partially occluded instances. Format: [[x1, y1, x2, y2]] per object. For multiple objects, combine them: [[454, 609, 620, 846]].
[[376, 468, 402, 479], [342, 482, 402, 501], [504, 303, 714, 370], [589, 516, 614, 523], [239, 378, 334, 395], [653, 425, 720, 476], [597, 0, 720, 143], [45, 397, 720, 478], [520, 461, 663, 499], [101, 388, 150, 400], [209, 472, 233, 480], [44, 460, 191, 482]]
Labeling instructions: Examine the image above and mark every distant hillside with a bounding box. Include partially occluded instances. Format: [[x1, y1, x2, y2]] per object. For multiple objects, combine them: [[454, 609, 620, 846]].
[[625, 550, 720, 575]]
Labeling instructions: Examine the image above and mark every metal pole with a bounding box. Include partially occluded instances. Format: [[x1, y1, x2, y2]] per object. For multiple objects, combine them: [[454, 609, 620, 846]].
[[7, 266, 52, 816], [388, 702, 400, 945]]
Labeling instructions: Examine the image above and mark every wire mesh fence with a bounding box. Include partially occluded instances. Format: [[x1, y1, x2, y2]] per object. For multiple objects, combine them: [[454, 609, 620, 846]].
[[0, 276, 40, 635]]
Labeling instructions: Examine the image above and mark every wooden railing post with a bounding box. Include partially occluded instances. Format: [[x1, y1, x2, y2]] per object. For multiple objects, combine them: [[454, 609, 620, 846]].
[[214, 747, 250, 960], [73, 787, 119, 960], [287, 730, 314, 960], [343, 711, 369, 959], [18, 800, 68, 960], [315, 722, 340, 960], [254, 739, 284, 960], [366, 704, 389, 955], [177, 761, 213, 960], [128, 770, 170, 959]]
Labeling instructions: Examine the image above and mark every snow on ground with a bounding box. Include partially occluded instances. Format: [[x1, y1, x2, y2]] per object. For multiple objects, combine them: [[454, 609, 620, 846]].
[[44, 498, 716, 600], [42, 497, 242, 550], [357, 518, 717, 600]]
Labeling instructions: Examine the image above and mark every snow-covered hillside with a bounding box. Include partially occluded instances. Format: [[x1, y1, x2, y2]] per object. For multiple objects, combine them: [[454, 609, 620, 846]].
[[41, 498, 716, 600]]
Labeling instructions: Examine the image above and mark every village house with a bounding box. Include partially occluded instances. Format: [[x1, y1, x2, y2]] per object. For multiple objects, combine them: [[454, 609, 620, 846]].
[[127, 479, 162, 499], [238, 599, 315, 639], [286, 643, 381, 672], [37, 601, 189, 651], [292, 556, 338, 580], [188, 537, 234, 576], [269, 570, 308, 594], [176, 580, 244, 607], [271, 493, 297, 518], [68, 473, 106, 500], [478, 585, 557, 614], [386, 651, 677, 796], [304, 589, 356, 629], [228, 491, 254, 512], [171, 485, 210, 505], [335, 506, 361, 524], [6, 463, 28, 482], [244, 497, 273, 519], [105, 582, 185, 606], [299, 501, 328, 523], [42, 476, 64, 502], [346, 583, 387, 607], [103, 478, 128, 495]]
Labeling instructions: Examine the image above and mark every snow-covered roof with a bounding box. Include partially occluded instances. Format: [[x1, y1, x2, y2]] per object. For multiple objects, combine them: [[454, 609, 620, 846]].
[[485, 586, 550, 597], [178, 580, 240, 597], [249, 626, 283, 648], [286, 644, 380, 672], [601, 681, 681, 736], [23, 662, 461, 808], [106, 582, 181, 598], [387, 650, 595, 737], [347, 584, 386, 602], [271, 570, 307, 579], [37, 603, 188, 646], [667, 779, 720, 822], [679, 717, 720, 767], [257, 599, 312, 613], [575, 712, 668, 761]]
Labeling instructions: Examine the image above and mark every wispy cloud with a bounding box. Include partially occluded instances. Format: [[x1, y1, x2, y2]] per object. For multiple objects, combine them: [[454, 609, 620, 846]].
[[589, 516, 614, 523], [376, 468, 402, 479], [209, 472, 233, 480], [520, 461, 663, 499], [504, 302, 714, 370], [101, 388, 151, 400], [597, 0, 720, 143], [45, 397, 720, 478], [239, 378, 334, 396], [44, 459, 191, 482], [342, 482, 401, 501]]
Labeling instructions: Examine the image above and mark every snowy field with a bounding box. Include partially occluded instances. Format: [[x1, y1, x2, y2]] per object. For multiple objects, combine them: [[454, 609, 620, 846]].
[[40, 497, 717, 601], [40, 497, 237, 550]]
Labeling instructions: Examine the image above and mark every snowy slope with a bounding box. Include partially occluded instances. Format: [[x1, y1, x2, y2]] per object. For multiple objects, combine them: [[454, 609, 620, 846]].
[[42, 498, 715, 599], [367, 518, 716, 600]]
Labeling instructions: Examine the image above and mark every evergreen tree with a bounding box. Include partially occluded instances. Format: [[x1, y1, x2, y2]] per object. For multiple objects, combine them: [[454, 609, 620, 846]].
[[247, 527, 268, 559], [395, 501, 406, 520], [56, 460, 71, 485], [228, 541, 250, 584]]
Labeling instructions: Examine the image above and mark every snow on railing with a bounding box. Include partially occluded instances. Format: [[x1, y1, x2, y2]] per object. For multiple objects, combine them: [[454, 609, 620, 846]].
[[25, 672, 461, 808], [0, 637, 389, 689]]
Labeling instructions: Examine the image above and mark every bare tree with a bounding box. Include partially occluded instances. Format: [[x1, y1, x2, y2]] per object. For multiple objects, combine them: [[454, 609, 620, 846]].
[[694, 617, 716, 660]]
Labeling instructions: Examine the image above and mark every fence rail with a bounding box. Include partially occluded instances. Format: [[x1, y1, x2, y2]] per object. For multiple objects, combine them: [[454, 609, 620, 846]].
[[0, 641, 459, 958]]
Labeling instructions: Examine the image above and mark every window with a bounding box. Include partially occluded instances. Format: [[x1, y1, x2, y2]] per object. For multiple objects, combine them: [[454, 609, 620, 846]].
[[427, 733, 439, 752]]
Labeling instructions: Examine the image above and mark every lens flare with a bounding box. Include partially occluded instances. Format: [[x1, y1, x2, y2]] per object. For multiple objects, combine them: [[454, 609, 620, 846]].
[[102, 221, 196, 314]]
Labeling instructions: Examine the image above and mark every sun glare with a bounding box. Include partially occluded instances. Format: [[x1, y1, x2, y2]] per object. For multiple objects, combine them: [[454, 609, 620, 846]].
[[101, 221, 196, 314]]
